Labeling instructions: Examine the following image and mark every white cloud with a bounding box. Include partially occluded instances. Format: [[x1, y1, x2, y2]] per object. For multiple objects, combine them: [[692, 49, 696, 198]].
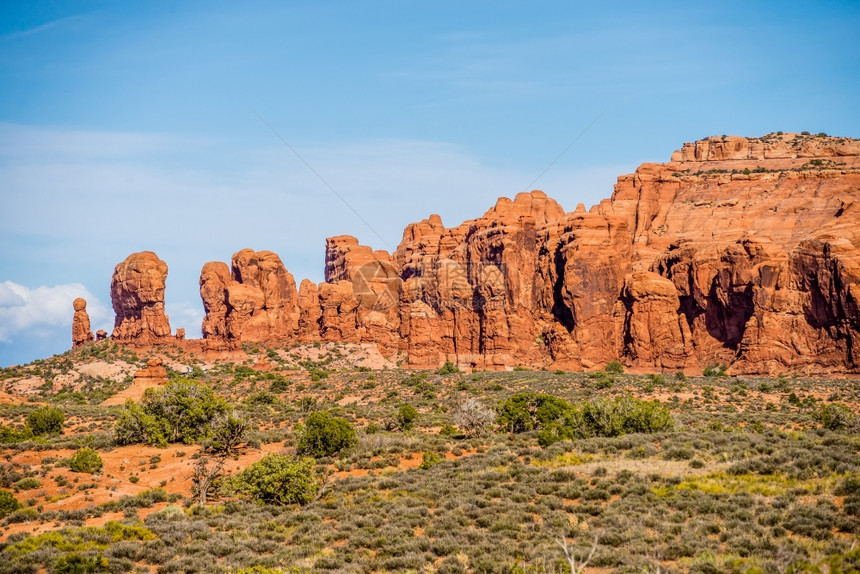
[[0, 281, 111, 344]]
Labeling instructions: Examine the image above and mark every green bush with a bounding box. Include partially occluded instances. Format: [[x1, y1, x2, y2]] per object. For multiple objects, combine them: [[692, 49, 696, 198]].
[[114, 400, 169, 447], [27, 406, 64, 436], [245, 391, 278, 405], [269, 376, 289, 393], [14, 477, 40, 490], [114, 379, 230, 447], [232, 455, 319, 505], [295, 411, 357, 457], [499, 392, 674, 447], [814, 403, 856, 431], [69, 448, 104, 474], [54, 553, 108, 573], [605, 360, 624, 374], [496, 392, 571, 434], [438, 361, 459, 375], [419, 452, 441, 470], [0, 425, 34, 444], [703, 364, 727, 377], [0, 489, 20, 517], [396, 404, 419, 431]]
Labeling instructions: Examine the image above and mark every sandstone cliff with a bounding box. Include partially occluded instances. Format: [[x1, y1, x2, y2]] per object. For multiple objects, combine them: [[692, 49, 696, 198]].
[[108, 133, 860, 374]]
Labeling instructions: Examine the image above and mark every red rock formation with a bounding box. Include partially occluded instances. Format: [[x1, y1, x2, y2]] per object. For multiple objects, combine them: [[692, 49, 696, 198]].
[[111, 252, 172, 344], [198, 249, 299, 346], [113, 132, 859, 374], [71, 298, 93, 348], [393, 191, 567, 368], [620, 272, 691, 369], [133, 357, 168, 386], [325, 235, 392, 283], [318, 281, 360, 342], [297, 279, 322, 339]]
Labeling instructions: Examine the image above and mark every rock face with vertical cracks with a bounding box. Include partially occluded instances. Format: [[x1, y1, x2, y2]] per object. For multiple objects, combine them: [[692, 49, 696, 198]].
[[111, 133, 860, 374], [72, 298, 94, 348], [111, 251, 172, 344], [199, 249, 299, 346]]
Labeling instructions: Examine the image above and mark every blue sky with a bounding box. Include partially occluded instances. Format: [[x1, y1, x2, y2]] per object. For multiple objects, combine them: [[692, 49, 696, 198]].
[[1, 0, 859, 366]]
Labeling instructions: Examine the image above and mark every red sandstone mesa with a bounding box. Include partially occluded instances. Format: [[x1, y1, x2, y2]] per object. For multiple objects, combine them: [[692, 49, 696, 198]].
[[100, 133, 860, 375], [71, 298, 94, 348]]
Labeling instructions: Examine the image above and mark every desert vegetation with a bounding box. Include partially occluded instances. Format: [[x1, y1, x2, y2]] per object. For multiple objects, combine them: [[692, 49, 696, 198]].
[[0, 340, 856, 573]]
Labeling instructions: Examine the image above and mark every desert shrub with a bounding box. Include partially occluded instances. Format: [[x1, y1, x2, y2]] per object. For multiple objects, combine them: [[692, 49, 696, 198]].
[[0, 489, 19, 517], [0, 425, 34, 444], [206, 411, 249, 455], [453, 399, 495, 437], [295, 411, 357, 457], [396, 404, 419, 431], [496, 392, 571, 434], [13, 477, 40, 490], [814, 403, 856, 431], [611, 395, 675, 434], [605, 360, 624, 374], [824, 547, 860, 573], [114, 379, 229, 447], [438, 361, 459, 375], [646, 373, 666, 387], [54, 553, 108, 573], [69, 448, 103, 474], [114, 400, 169, 447], [499, 392, 674, 447], [420, 452, 441, 470], [703, 364, 728, 377], [231, 455, 319, 505], [268, 375, 289, 393], [245, 391, 279, 406], [27, 405, 65, 435], [835, 475, 860, 496]]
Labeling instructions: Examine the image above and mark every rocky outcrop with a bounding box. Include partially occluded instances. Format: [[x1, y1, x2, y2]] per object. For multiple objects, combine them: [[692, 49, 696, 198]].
[[71, 298, 93, 348], [111, 252, 172, 344], [199, 261, 231, 343], [109, 133, 860, 374], [325, 235, 393, 283], [620, 272, 691, 369], [198, 249, 299, 346], [133, 357, 168, 386], [297, 279, 322, 338], [392, 191, 567, 368], [102, 357, 168, 406]]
